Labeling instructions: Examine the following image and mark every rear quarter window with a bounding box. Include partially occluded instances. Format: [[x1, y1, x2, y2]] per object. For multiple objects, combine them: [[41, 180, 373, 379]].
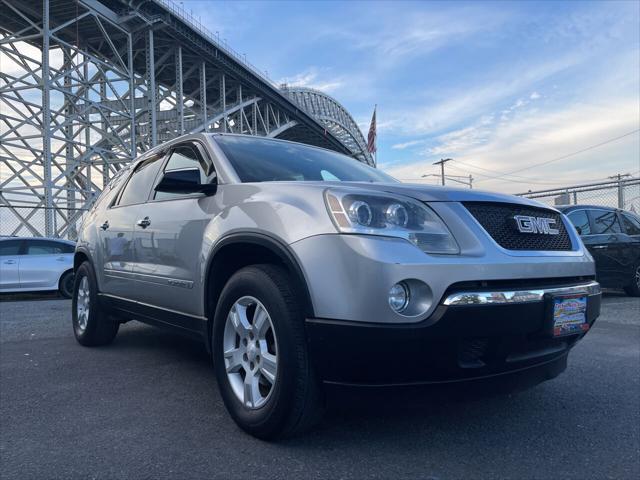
[[621, 213, 640, 235]]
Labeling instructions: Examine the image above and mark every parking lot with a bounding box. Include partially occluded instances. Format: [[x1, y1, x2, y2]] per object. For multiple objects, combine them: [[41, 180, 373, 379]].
[[0, 293, 638, 479]]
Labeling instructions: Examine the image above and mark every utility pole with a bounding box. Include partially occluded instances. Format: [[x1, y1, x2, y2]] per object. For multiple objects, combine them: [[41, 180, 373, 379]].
[[469, 174, 473, 189], [609, 173, 631, 208], [433, 158, 452, 186]]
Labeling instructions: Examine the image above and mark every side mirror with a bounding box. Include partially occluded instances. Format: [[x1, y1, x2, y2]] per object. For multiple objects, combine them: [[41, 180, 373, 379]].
[[155, 169, 217, 196]]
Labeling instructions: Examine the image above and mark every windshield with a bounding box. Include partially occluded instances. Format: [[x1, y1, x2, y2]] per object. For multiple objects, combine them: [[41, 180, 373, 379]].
[[215, 135, 397, 183]]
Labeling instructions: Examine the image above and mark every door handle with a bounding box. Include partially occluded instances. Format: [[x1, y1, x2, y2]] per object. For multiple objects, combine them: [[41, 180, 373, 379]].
[[100, 220, 110, 231], [592, 245, 607, 250], [56, 256, 65, 262], [3, 260, 16, 264], [137, 216, 151, 229]]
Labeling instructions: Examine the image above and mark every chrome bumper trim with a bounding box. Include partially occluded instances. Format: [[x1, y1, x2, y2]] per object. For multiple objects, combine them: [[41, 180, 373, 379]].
[[442, 281, 601, 306]]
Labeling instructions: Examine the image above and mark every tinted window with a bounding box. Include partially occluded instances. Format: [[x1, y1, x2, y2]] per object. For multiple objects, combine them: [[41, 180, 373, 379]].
[[25, 240, 73, 255], [117, 156, 163, 206], [567, 210, 591, 235], [590, 210, 622, 234], [621, 213, 640, 235], [93, 165, 132, 210], [216, 135, 396, 183], [0, 240, 22, 255], [154, 145, 208, 201]]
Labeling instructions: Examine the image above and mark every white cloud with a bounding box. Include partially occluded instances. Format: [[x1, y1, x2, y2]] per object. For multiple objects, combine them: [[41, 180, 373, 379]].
[[391, 139, 425, 150], [278, 68, 343, 93], [382, 99, 639, 193], [326, 5, 511, 65], [380, 52, 586, 138]]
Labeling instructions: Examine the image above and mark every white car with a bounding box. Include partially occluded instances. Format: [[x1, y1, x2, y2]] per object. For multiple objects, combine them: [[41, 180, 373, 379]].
[[0, 237, 75, 297]]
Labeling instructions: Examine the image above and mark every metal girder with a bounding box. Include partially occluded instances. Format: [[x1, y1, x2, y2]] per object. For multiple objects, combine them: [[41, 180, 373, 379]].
[[282, 87, 374, 166], [1, 0, 136, 238], [0, 0, 372, 239]]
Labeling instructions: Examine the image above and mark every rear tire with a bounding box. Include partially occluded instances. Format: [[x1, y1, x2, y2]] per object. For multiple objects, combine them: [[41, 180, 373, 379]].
[[58, 270, 74, 298], [212, 264, 324, 439], [72, 261, 119, 346], [623, 263, 640, 297]]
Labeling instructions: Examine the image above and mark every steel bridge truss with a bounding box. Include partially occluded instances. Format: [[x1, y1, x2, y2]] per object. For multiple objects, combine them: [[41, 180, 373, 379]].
[[1, 0, 368, 238], [283, 87, 374, 167]]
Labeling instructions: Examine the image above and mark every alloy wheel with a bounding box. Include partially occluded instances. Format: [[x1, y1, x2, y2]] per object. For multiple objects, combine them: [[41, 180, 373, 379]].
[[223, 296, 278, 409], [76, 276, 90, 331]]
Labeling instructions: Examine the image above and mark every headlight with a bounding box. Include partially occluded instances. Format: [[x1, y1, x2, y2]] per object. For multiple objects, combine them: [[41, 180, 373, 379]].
[[324, 188, 459, 254]]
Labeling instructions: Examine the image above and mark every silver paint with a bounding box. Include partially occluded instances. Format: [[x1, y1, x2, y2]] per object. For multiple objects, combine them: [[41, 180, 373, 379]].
[[76, 133, 597, 325]]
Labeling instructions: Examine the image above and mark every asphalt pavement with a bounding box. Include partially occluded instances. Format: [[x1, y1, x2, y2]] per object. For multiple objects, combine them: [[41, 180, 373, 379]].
[[0, 292, 638, 479]]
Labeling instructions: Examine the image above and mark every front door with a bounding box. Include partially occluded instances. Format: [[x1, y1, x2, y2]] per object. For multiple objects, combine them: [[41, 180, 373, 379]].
[[129, 142, 215, 318]]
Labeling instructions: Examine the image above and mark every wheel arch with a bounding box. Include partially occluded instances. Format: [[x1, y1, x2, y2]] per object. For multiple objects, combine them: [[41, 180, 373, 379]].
[[203, 233, 315, 352], [73, 248, 92, 272]]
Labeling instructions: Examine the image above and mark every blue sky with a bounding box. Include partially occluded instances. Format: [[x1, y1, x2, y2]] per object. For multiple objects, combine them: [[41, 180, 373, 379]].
[[186, 0, 639, 193]]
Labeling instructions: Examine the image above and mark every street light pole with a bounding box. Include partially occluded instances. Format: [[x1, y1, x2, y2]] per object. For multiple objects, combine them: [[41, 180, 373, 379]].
[[433, 158, 452, 186]]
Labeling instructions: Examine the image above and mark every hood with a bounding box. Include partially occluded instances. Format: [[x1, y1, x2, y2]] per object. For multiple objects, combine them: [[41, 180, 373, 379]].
[[315, 181, 553, 209]]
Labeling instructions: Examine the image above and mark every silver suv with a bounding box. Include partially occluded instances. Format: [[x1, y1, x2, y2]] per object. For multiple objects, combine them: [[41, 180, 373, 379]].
[[73, 133, 601, 439]]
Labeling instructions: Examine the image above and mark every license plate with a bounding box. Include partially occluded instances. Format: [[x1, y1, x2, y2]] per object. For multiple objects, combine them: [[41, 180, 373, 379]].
[[552, 296, 588, 337]]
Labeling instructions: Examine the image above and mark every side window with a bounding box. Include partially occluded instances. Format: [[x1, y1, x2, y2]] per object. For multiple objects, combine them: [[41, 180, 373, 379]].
[[154, 145, 208, 201], [0, 240, 22, 256], [116, 156, 163, 207], [93, 165, 132, 211], [567, 210, 591, 236], [590, 210, 622, 234], [25, 240, 67, 255], [61, 243, 75, 253], [621, 213, 640, 235]]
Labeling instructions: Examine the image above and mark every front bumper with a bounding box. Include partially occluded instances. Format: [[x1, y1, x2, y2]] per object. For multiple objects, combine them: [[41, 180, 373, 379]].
[[306, 281, 601, 386], [290, 233, 595, 324]]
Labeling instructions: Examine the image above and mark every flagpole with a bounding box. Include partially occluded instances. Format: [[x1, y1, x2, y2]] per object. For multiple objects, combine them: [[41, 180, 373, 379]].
[[367, 104, 377, 166]]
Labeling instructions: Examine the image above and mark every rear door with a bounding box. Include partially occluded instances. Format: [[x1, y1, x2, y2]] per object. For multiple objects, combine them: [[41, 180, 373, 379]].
[[618, 211, 640, 284], [587, 208, 626, 286], [0, 239, 24, 290], [129, 142, 215, 317], [100, 155, 164, 298], [19, 239, 74, 290]]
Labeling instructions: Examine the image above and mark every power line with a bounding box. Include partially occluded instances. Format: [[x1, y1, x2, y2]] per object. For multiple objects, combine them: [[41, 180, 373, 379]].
[[469, 129, 640, 183], [448, 162, 640, 188], [444, 163, 593, 186]]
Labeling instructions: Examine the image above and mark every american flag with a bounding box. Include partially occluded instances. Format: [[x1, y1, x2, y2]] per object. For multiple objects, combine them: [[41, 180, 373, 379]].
[[367, 106, 376, 153]]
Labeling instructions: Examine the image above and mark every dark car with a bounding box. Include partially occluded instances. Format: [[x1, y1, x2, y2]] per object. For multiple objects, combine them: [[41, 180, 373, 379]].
[[559, 205, 640, 296]]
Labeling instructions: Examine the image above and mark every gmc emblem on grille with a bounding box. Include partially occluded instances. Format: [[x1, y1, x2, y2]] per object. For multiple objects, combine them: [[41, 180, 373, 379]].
[[513, 215, 560, 235]]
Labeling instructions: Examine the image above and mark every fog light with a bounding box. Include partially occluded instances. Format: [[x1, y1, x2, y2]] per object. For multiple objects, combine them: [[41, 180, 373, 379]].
[[388, 282, 410, 313]]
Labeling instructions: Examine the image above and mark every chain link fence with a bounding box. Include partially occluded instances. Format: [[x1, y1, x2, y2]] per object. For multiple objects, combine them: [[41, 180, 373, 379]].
[[2, 177, 639, 241], [518, 177, 640, 213], [0, 206, 89, 240]]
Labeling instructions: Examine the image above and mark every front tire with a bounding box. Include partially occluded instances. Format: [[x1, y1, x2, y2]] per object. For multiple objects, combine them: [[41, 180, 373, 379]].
[[623, 263, 640, 297], [212, 264, 323, 439], [72, 261, 119, 346]]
